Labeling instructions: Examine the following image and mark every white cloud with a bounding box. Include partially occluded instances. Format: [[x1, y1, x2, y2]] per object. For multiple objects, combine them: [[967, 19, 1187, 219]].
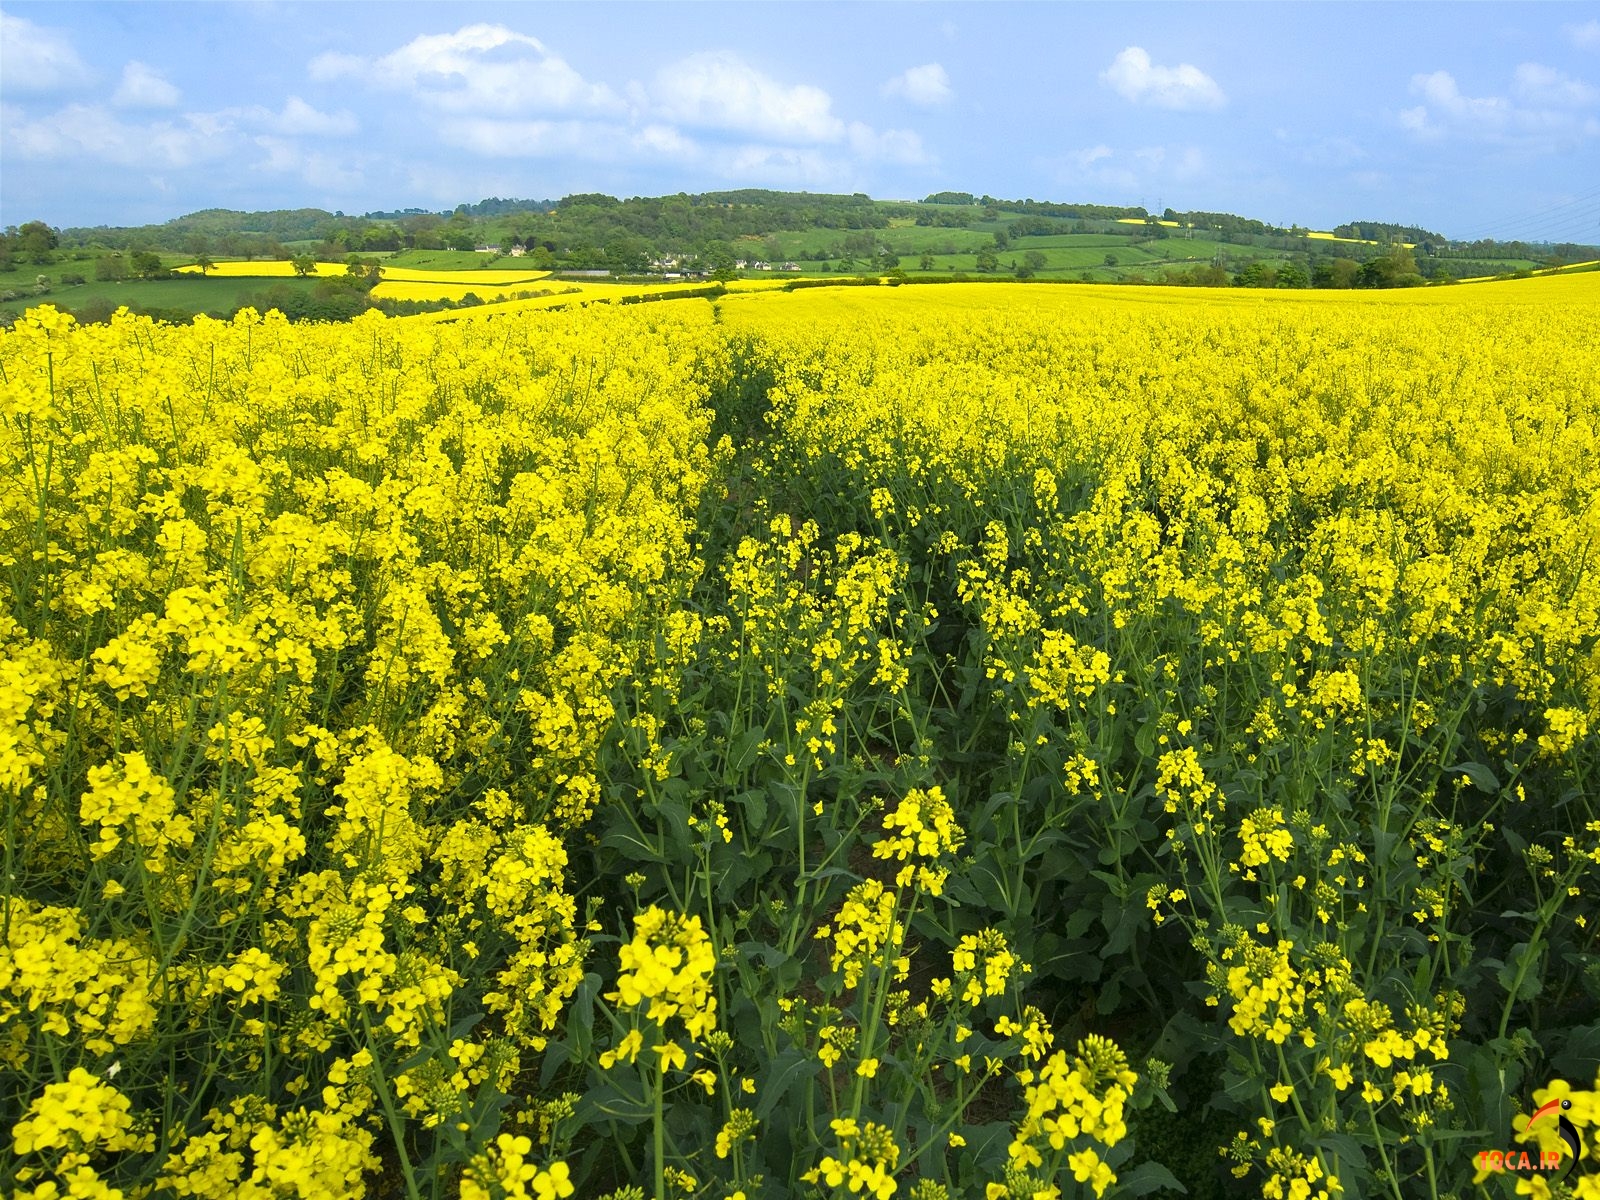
[[653, 52, 843, 143], [847, 121, 929, 164], [882, 63, 952, 106], [722, 144, 844, 187], [5, 93, 356, 175], [307, 51, 364, 81], [1567, 19, 1600, 49], [303, 26, 929, 188], [310, 23, 621, 116], [1101, 47, 1225, 111], [1275, 130, 1368, 168], [252, 137, 366, 190], [1055, 142, 1206, 192], [0, 12, 94, 93], [1513, 63, 1599, 107], [1407, 70, 1510, 131], [1401, 67, 1598, 149], [261, 96, 358, 137], [433, 117, 695, 162], [113, 62, 181, 109], [4, 104, 231, 168]]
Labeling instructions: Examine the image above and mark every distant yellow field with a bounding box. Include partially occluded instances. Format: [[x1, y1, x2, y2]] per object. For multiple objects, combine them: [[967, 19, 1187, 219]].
[[175, 260, 552, 288], [1455, 259, 1600, 284], [174, 260, 349, 277], [706, 270, 1600, 321], [1305, 231, 1382, 245], [392, 268, 1600, 326], [375, 267, 552, 285], [399, 279, 719, 322], [369, 280, 556, 303], [722, 278, 794, 292]]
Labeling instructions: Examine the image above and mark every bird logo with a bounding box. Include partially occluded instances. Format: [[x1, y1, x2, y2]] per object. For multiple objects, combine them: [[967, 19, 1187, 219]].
[[1524, 1097, 1581, 1183]]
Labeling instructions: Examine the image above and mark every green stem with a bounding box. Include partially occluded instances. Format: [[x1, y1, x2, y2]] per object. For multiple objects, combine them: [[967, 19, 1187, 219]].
[[361, 1013, 423, 1200], [1364, 1097, 1406, 1200], [654, 1058, 666, 1200]]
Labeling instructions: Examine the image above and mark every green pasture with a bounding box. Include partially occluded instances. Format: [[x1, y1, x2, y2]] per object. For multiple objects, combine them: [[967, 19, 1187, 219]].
[[0, 275, 323, 323], [383, 249, 514, 271]]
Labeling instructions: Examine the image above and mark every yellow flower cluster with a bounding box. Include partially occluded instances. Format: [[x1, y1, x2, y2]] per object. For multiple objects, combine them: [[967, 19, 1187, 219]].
[[1, 901, 157, 1060], [950, 929, 1030, 1007], [803, 1117, 902, 1200], [1008, 1035, 1136, 1189], [607, 905, 718, 1041], [817, 880, 907, 991], [460, 1135, 574, 1200], [872, 785, 965, 894]]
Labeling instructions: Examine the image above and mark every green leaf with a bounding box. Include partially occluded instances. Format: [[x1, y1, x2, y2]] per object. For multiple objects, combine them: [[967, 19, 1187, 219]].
[[598, 826, 664, 862], [1495, 943, 1542, 1002], [1094, 976, 1123, 1014], [1449, 761, 1500, 793], [1552, 1022, 1600, 1079], [754, 1048, 817, 1120], [726, 726, 765, 776], [1116, 1161, 1185, 1196], [574, 1077, 653, 1127]]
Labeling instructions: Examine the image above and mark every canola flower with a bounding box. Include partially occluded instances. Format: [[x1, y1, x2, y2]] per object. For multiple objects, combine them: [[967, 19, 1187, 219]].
[[2, 270, 1597, 1198]]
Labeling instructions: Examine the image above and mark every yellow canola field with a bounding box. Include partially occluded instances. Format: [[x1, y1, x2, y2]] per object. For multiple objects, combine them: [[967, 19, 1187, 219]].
[[175, 259, 350, 277], [722, 276, 795, 292], [368, 280, 560, 303], [368, 266, 553, 285], [1305, 230, 1384, 245], [1108, 225, 1400, 246], [176, 260, 553, 288], [1455, 258, 1600, 284], [3, 274, 1600, 1199], [400, 279, 721, 322]]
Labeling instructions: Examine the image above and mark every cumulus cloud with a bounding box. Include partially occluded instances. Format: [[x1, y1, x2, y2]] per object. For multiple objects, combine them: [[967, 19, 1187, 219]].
[[305, 25, 932, 187], [721, 145, 836, 184], [1055, 142, 1205, 192], [1513, 63, 1599, 107], [1100, 47, 1225, 111], [310, 23, 621, 116], [434, 117, 695, 162], [6, 94, 357, 174], [652, 52, 843, 142], [1400, 67, 1598, 148], [252, 137, 368, 190], [260, 96, 359, 137], [0, 12, 94, 94], [1567, 19, 1600, 49], [1401, 70, 1510, 132], [113, 62, 181, 109], [4, 103, 231, 168], [847, 122, 928, 164], [882, 63, 952, 106]]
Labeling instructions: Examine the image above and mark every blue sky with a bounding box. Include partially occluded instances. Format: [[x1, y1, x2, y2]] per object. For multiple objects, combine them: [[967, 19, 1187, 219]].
[[3, 2, 1598, 241]]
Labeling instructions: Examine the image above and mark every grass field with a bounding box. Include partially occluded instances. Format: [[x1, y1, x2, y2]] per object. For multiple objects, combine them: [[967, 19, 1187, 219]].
[[3, 271, 1598, 1199], [0, 274, 325, 323], [174, 262, 553, 286], [383, 249, 529, 271]]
